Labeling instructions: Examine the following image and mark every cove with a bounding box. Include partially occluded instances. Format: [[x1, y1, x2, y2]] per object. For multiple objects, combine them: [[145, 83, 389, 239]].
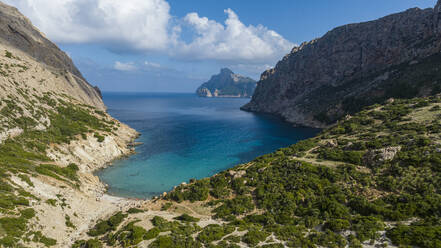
[[96, 92, 319, 199]]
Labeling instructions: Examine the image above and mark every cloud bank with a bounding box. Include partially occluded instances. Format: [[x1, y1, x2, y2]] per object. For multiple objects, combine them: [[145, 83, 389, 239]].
[[174, 9, 293, 62], [5, 0, 294, 63], [5, 0, 171, 51]]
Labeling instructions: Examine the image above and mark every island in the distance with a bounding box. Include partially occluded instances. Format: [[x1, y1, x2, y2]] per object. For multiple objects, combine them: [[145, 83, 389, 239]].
[[196, 68, 257, 98]]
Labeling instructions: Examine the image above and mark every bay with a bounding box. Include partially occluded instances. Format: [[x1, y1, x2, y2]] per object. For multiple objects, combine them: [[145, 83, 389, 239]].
[[97, 92, 319, 199]]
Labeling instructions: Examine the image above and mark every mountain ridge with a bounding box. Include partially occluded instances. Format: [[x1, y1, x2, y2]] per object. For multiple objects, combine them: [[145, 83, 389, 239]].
[[0, 2, 103, 108], [242, 1, 441, 128]]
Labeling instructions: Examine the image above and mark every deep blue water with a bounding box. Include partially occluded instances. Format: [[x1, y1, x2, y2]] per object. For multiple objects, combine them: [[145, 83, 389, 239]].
[[97, 92, 319, 199]]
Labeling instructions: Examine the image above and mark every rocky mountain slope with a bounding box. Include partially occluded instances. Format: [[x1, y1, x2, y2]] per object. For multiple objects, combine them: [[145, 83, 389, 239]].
[[242, 1, 441, 128], [0, 2, 139, 247], [196, 68, 256, 98], [0, 2, 103, 109]]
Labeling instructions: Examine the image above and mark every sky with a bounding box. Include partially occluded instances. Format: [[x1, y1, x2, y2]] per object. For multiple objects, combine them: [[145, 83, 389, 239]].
[[4, 0, 438, 92]]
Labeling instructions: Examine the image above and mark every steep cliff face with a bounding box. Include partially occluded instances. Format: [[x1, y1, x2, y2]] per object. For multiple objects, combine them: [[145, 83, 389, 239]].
[[196, 68, 256, 98], [242, 1, 441, 128], [0, 2, 104, 109]]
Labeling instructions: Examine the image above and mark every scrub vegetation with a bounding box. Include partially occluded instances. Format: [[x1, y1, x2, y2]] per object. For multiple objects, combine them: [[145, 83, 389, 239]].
[[0, 51, 117, 247], [2, 50, 441, 247], [79, 96, 441, 247]]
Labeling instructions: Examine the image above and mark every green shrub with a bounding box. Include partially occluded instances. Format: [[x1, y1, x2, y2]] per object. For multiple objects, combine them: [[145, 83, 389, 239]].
[[87, 212, 127, 236], [197, 224, 234, 244], [45, 199, 57, 206], [20, 208, 36, 219], [31, 231, 57, 247], [174, 214, 200, 222], [351, 216, 384, 242], [73, 239, 102, 248], [65, 215, 76, 229], [0, 217, 27, 238], [242, 229, 270, 246], [213, 196, 254, 219], [387, 223, 441, 248], [94, 133, 105, 143], [5, 50, 12, 58], [127, 208, 144, 214], [149, 235, 174, 248], [145, 227, 160, 240], [18, 174, 34, 187], [108, 221, 148, 246], [324, 219, 350, 232]]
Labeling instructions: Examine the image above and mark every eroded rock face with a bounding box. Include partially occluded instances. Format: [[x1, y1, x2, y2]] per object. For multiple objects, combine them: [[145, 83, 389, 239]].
[[363, 146, 402, 167], [196, 68, 256, 98], [0, 2, 103, 108], [197, 87, 213, 97], [242, 1, 441, 127]]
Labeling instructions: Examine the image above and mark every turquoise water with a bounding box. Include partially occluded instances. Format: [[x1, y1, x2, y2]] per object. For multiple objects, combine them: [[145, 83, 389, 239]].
[[97, 93, 319, 199]]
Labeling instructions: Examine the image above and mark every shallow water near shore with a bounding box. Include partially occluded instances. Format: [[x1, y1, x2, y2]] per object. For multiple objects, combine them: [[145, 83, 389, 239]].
[[97, 92, 319, 199]]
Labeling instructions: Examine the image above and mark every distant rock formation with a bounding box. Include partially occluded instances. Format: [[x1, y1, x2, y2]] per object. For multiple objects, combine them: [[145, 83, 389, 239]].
[[242, 0, 441, 128], [196, 68, 256, 98]]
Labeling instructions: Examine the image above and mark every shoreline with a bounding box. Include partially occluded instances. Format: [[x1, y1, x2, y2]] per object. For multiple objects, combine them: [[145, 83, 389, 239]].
[[21, 117, 151, 247], [91, 133, 159, 201]]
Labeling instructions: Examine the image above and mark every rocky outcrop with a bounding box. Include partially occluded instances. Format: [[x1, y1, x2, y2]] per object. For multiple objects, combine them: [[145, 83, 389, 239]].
[[0, 2, 103, 109], [196, 68, 256, 98], [242, 1, 441, 127], [363, 146, 402, 167]]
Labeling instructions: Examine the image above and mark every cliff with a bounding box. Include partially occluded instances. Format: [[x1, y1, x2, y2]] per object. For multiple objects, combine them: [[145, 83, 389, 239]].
[[242, 1, 441, 127], [196, 68, 256, 98]]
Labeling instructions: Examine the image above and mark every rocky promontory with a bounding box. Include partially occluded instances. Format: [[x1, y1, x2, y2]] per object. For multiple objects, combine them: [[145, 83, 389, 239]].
[[196, 68, 256, 98]]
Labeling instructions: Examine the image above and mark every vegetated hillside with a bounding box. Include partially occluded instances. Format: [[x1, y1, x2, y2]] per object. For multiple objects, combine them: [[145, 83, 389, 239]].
[[78, 96, 441, 248], [0, 46, 138, 247], [242, 1, 441, 128], [0, 2, 138, 247], [196, 68, 256, 98]]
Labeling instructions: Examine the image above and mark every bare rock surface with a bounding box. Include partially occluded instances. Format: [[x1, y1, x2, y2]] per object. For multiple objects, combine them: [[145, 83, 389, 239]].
[[363, 146, 402, 167]]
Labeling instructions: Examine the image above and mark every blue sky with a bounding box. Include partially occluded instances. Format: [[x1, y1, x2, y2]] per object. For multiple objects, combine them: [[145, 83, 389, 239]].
[[6, 0, 438, 92]]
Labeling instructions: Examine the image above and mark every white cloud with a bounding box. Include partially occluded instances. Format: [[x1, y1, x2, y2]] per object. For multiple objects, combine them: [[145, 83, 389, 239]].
[[172, 9, 294, 62], [5, 0, 171, 51], [144, 61, 161, 68], [114, 61, 137, 71], [5, 1, 294, 63]]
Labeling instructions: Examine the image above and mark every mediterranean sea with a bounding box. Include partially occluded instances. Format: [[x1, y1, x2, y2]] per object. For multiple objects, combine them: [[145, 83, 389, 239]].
[[97, 92, 319, 199]]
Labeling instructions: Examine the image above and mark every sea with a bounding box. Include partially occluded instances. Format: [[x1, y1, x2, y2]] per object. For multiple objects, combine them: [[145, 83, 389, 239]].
[[96, 92, 319, 199]]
